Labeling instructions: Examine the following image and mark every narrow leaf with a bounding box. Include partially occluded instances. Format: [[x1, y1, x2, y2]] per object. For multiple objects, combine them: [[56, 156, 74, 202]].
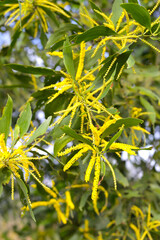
[[0, 95, 13, 143], [26, 116, 52, 145], [63, 36, 76, 80], [6, 64, 56, 75], [102, 118, 143, 138], [61, 126, 93, 147], [75, 26, 117, 44], [16, 178, 36, 222], [104, 124, 124, 151], [54, 135, 73, 157], [16, 103, 32, 138], [111, 0, 123, 25], [121, 3, 151, 30]]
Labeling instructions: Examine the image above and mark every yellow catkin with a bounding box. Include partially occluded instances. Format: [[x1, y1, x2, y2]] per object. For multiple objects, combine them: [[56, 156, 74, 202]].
[[80, 12, 98, 26], [76, 41, 86, 80], [109, 142, 138, 155], [99, 119, 116, 135], [63, 147, 89, 171], [140, 38, 160, 54], [116, 11, 125, 32], [149, 0, 160, 15], [65, 191, 75, 210], [11, 174, 14, 200], [85, 151, 96, 182], [58, 143, 87, 156], [90, 124, 100, 146], [94, 10, 115, 30], [91, 156, 101, 201]]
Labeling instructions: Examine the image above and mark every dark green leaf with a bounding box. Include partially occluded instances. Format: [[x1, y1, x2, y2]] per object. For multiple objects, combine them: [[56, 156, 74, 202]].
[[104, 124, 124, 151], [75, 26, 117, 44], [63, 36, 76, 79], [102, 118, 143, 138], [0, 95, 13, 143], [61, 126, 93, 147], [6, 64, 56, 75], [89, 1, 104, 22], [26, 116, 52, 145], [79, 190, 91, 211], [54, 135, 73, 157], [121, 3, 151, 30]]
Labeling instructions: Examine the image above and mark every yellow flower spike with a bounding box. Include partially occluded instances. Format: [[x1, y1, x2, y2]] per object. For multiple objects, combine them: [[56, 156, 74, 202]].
[[89, 124, 100, 146], [63, 147, 90, 172], [4, 0, 70, 36], [140, 38, 160, 54], [130, 223, 141, 240], [97, 232, 103, 240], [91, 156, 101, 202], [85, 151, 96, 182], [94, 10, 115, 31], [116, 11, 125, 32], [11, 174, 14, 200], [58, 143, 87, 156], [76, 41, 86, 81], [65, 191, 75, 210]]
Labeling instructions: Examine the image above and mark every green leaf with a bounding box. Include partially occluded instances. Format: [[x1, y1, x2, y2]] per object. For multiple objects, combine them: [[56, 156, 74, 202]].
[[61, 126, 93, 147], [115, 169, 129, 187], [121, 3, 151, 30], [26, 116, 52, 145], [89, 1, 104, 22], [101, 118, 143, 138], [92, 55, 117, 89], [111, 0, 123, 25], [140, 97, 156, 125], [132, 87, 160, 101], [104, 124, 124, 151], [16, 103, 32, 138], [6, 64, 56, 75], [79, 190, 91, 211], [114, 51, 132, 79], [75, 26, 117, 44], [54, 135, 73, 157], [0, 95, 13, 143], [63, 36, 76, 80], [16, 178, 36, 222]]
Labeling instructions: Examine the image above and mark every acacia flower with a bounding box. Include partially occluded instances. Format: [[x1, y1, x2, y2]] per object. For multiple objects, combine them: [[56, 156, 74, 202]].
[[4, 0, 70, 36], [0, 132, 49, 200], [58, 125, 138, 214]]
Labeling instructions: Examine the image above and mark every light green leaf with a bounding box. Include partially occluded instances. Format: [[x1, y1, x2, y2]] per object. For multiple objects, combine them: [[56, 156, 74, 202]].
[[61, 126, 93, 147], [140, 97, 156, 125], [121, 3, 151, 30], [6, 64, 56, 75], [63, 36, 76, 80], [115, 169, 129, 187], [102, 118, 143, 138], [0, 95, 13, 143], [111, 0, 123, 25], [54, 135, 73, 157], [26, 116, 52, 145], [16, 178, 36, 222], [16, 103, 32, 138], [79, 191, 91, 211]]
